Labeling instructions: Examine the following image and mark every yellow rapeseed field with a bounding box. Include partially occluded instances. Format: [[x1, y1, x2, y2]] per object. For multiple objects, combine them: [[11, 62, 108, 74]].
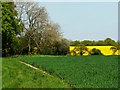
[[69, 46, 120, 55]]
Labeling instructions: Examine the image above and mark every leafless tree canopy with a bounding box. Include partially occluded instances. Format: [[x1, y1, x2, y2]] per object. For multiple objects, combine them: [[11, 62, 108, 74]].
[[15, 2, 63, 54]]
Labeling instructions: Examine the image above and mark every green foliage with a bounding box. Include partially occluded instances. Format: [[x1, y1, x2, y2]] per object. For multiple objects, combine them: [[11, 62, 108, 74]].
[[96, 40, 106, 46], [41, 39, 69, 55], [21, 55, 118, 88], [80, 40, 94, 46], [90, 48, 103, 55], [53, 39, 69, 55], [1, 1, 117, 57], [104, 38, 117, 46], [70, 40, 80, 46], [2, 2, 23, 56], [70, 38, 117, 46], [2, 57, 69, 88]]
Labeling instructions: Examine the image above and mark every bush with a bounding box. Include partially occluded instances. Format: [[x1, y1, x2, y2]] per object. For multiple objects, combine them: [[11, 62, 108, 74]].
[[32, 47, 38, 55], [90, 48, 103, 55]]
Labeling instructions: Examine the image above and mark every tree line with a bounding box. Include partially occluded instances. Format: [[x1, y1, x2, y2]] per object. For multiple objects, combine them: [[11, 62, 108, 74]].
[[1, 1, 119, 57], [70, 38, 120, 56], [70, 38, 118, 46], [2, 1, 70, 57]]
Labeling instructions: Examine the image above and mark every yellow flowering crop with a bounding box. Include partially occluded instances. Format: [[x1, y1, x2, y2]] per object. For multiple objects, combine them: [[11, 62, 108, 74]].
[[69, 46, 120, 55]]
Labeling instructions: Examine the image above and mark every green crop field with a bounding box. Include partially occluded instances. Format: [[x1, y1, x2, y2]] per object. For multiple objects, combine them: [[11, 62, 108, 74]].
[[2, 55, 119, 88]]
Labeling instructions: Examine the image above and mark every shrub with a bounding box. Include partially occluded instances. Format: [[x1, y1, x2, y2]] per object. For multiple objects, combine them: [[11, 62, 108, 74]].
[[32, 47, 38, 55], [90, 48, 103, 55]]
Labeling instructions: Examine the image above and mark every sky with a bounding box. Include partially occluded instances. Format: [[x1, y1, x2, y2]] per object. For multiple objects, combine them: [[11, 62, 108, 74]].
[[39, 2, 118, 41]]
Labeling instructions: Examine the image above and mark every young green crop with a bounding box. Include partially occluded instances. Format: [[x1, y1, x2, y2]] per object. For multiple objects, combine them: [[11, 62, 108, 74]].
[[19, 55, 118, 88]]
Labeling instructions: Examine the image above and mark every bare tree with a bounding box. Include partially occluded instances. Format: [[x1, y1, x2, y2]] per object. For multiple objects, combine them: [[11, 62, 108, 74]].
[[15, 2, 48, 54], [15, 2, 63, 54], [41, 22, 62, 54]]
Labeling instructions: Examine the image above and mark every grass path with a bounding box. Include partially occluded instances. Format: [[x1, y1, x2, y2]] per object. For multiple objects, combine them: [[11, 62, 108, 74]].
[[19, 60, 69, 86], [2, 57, 70, 88], [0, 59, 2, 90], [19, 61, 46, 74]]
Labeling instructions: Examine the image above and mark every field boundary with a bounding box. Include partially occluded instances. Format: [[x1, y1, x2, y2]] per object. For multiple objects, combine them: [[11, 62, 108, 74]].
[[19, 61, 51, 75], [19, 61, 70, 87]]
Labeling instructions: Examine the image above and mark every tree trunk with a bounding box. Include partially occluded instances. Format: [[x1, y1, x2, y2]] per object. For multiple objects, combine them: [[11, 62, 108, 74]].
[[113, 50, 117, 55]]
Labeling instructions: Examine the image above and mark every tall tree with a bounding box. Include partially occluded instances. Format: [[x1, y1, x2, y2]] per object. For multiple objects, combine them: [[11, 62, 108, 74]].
[[40, 22, 62, 54], [52, 38, 70, 55], [80, 40, 93, 46], [96, 40, 105, 46], [70, 40, 80, 46], [2, 2, 22, 56], [104, 38, 117, 46], [15, 2, 63, 55], [15, 2, 49, 54]]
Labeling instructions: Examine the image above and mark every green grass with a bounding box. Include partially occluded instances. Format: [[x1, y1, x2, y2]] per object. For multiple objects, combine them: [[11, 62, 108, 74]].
[[19, 55, 118, 88], [0, 58, 2, 90], [2, 57, 70, 88]]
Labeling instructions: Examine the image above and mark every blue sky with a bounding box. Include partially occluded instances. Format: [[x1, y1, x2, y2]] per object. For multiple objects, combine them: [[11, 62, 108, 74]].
[[39, 2, 118, 41]]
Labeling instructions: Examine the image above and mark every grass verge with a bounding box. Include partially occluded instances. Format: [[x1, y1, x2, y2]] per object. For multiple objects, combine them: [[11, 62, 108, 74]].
[[2, 57, 70, 88]]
